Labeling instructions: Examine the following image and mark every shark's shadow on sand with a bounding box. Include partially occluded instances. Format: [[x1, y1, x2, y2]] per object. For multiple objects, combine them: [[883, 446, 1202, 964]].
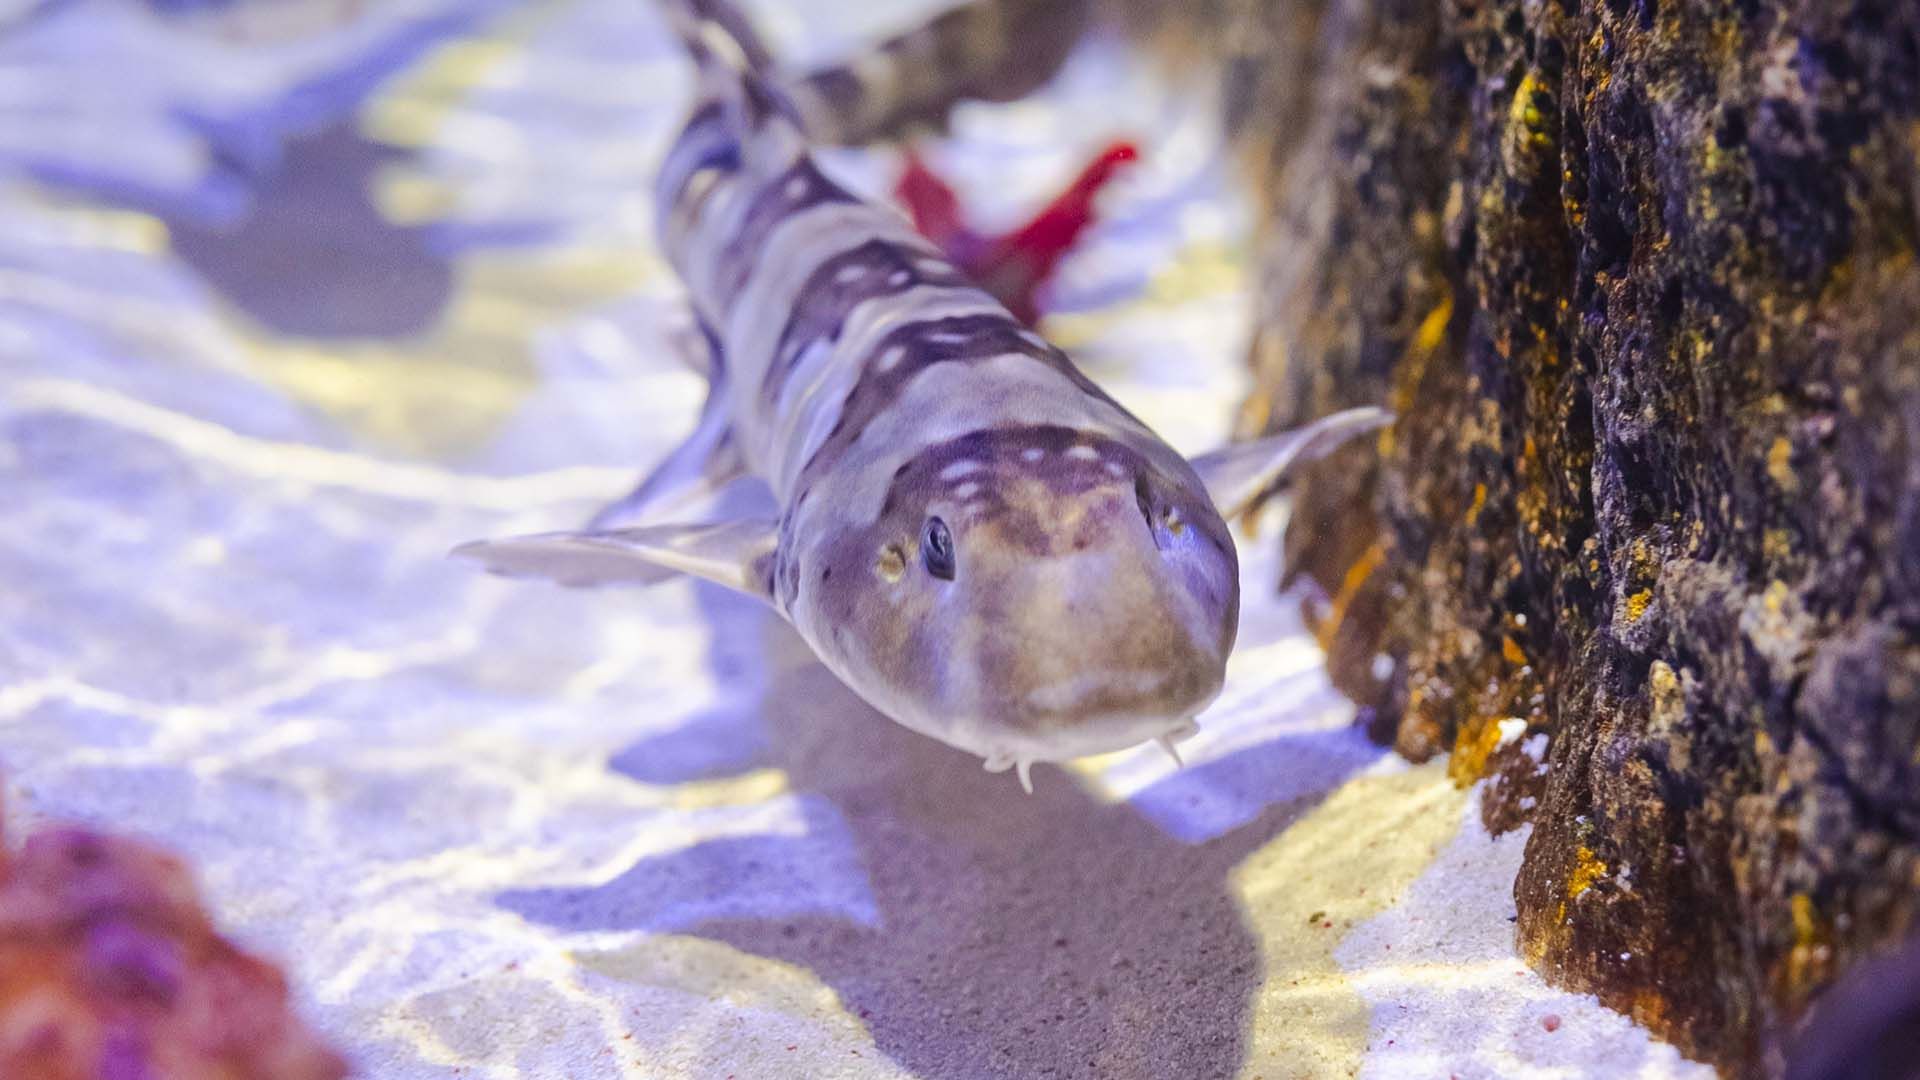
[[501, 574, 1383, 1079], [21, 3, 541, 342]]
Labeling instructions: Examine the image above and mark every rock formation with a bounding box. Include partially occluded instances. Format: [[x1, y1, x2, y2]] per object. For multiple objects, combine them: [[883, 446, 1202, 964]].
[[1236, 0, 1920, 1072]]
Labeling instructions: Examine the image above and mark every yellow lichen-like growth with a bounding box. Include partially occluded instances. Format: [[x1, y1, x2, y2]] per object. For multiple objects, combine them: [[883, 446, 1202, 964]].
[[1552, 844, 1611, 927], [1447, 715, 1504, 788], [1624, 589, 1653, 621], [1314, 540, 1387, 653], [1504, 69, 1555, 160], [1465, 482, 1488, 525], [1784, 893, 1835, 1002], [1568, 845, 1608, 899], [1790, 894, 1821, 947], [1649, 659, 1679, 701], [1385, 292, 1457, 438], [1763, 579, 1791, 614], [1501, 634, 1527, 666], [1767, 436, 1797, 491]]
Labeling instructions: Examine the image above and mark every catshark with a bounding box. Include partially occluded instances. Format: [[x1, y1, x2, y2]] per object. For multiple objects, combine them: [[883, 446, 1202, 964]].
[[455, 0, 1390, 792]]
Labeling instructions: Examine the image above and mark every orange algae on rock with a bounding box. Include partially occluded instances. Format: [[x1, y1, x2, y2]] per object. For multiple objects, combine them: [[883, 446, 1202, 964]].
[[1448, 717, 1506, 789], [0, 804, 348, 1080], [1312, 539, 1386, 655]]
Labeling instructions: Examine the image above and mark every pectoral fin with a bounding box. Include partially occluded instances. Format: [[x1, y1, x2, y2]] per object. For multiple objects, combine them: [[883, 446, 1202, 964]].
[[1190, 406, 1393, 519], [452, 519, 778, 603]]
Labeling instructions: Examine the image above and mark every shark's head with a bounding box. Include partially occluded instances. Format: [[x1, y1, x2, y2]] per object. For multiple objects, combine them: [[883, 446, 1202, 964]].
[[796, 425, 1239, 777]]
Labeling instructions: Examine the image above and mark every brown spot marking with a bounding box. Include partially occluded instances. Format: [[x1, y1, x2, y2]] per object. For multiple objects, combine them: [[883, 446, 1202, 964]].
[[758, 239, 972, 415], [792, 314, 1138, 494], [712, 159, 857, 306], [865, 425, 1224, 559]]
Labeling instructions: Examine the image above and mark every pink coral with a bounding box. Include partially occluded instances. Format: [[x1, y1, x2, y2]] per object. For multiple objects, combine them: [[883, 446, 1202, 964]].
[[0, 807, 347, 1079]]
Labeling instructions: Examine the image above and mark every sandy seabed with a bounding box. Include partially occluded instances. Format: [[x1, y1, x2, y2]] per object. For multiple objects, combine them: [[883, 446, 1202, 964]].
[[0, 2, 1712, 1076]]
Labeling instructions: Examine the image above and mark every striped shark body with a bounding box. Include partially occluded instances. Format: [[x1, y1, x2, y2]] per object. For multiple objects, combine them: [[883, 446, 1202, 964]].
[[454, 0, 1389, 792]]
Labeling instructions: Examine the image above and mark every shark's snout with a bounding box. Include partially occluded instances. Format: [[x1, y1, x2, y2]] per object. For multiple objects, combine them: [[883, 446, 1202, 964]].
[[955, 498, 1236, 762]]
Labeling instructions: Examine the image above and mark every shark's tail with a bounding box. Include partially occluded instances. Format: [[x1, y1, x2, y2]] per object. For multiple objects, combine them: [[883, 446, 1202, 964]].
[[656, 0, 772, 70], [656, 0, 807, 162], [783, 0, 1092, 145]]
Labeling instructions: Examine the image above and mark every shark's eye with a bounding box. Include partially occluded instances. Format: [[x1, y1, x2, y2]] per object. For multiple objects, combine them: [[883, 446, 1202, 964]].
[[922, 517, 955, 580]]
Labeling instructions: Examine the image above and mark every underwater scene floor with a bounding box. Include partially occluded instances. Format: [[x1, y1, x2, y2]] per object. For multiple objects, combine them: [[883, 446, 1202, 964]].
[[0, 2, 1715, 1076]]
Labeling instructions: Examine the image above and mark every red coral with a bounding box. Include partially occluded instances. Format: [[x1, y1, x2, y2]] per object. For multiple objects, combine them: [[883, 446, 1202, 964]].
[[895, 139, 1140, 325], [0, 806, 348, 1079]]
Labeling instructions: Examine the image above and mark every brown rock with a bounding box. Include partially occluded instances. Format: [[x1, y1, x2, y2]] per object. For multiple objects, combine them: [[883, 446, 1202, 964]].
[[1225, 0, 1920, 1074]]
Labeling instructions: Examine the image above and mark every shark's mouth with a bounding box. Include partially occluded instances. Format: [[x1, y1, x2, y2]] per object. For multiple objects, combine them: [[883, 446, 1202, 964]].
[[979, 713, 1208, 794]]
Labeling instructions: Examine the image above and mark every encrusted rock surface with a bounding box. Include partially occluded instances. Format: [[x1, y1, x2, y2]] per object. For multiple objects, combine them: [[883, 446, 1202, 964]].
[[1230, 0, 1920, 1072], [0, 804, 348, 1079]]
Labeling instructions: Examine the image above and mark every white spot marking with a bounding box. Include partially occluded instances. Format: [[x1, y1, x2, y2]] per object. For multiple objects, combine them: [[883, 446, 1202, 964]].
[[1021, 447, 1046, 462], [876, 345, 907, 372], [683, 167, 722, 203], [953, 481, 981, 499], [923, 331, 969, 345], [940, 460, 983, 480], [834, 262, 868, 284], [1067, 445, 1100, 461], [887, 269, 912, 287], [785, 174, 808, 199], [1104, 461, 1127, 478], [916, 257, 949, 276]]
